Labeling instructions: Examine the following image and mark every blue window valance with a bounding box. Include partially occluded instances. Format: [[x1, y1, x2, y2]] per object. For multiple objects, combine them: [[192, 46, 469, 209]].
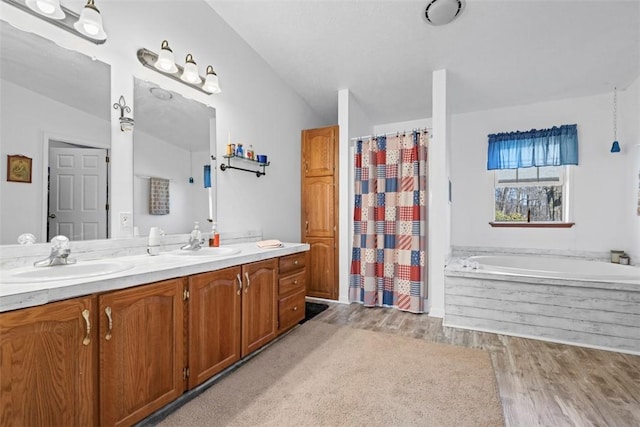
[[487, 124, 578, 170]]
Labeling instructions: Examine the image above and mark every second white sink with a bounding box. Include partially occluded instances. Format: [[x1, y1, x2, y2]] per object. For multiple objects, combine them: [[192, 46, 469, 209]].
[[166, 247, 241, 257]]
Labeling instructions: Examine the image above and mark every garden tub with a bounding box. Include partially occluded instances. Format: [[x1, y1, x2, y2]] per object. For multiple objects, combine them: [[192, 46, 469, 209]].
[[444, 255, 640, 354]]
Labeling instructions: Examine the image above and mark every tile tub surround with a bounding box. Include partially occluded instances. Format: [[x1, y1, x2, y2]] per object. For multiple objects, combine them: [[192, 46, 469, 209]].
[[444, 259, 640, 355], [451, 246, 617, 264], [0, 241, 309, 313]]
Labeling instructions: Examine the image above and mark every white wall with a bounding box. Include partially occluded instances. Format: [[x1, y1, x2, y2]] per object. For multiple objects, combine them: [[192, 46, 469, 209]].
[[338, 89, 373, 302], [0, 80, 110, 244], [451, 80, 640, 260], [1, 0, 324, 243], [619, 76, 640, 262]]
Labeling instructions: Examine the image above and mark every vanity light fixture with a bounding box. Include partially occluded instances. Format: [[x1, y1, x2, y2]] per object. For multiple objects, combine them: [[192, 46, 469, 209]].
[[113, 95, 134, 132], [180, 54, 202, 84], [2, 0, 107, 43], [73, 0, 106, 41], [137, 43, 222, 95], [202, 66, 221, 94], [25, 0, 64, 19], [154, 40, 178, 73]]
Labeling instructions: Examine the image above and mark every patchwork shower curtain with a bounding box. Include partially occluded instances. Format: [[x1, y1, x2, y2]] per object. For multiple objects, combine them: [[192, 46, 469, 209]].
[[349, 131, 428, 313]]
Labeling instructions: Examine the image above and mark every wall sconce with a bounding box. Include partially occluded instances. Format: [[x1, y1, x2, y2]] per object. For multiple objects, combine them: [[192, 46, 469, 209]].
[[2, 0, 107, 44], [137, 40, 221, 95], [113, 96, 134, 132]]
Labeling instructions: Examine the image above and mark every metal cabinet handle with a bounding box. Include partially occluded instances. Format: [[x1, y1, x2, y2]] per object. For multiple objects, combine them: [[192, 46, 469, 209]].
[[236, 273, 242, 295], [82, 309, 91, 346], [294, 280, 298, 285], [293, 306, 298, 311], [105, 306, 112, 341], [305, 221, 309, 233], [294, 260, 299, 265], [244, 272, 250, 293]]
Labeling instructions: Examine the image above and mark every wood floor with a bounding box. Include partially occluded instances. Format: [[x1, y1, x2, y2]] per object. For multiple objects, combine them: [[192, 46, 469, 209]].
[[310, 301, 640, 427]]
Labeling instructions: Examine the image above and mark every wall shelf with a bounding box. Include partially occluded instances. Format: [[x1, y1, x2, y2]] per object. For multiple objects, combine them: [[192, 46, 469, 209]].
[[220, 155, 270, 177]]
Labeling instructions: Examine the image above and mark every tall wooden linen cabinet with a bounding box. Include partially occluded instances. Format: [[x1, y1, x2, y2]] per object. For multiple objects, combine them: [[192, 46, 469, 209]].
[[301, 125, 339, 300]]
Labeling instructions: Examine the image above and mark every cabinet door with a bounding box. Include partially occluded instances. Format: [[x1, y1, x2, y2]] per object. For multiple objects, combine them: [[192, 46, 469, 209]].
[[188, 266, 242, 389], [99, 278, 184, 427], [0, 296, 98, 427], [241, 258, 277, 357], [305, 237, 337, 299], [302, 125, 337, 177], [302, 175, 335, 238]]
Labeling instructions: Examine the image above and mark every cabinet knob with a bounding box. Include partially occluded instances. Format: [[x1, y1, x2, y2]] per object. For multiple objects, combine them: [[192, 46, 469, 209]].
[[294, 280, 298, 285], [293, 306, 298, 311]]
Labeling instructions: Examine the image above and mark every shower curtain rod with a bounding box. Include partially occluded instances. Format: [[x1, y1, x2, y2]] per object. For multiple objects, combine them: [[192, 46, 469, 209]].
[[349, 127, 431, 141]]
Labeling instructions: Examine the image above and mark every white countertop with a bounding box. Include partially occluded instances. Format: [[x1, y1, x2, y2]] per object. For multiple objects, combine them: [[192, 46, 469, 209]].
[[0, 242, 309, 313]]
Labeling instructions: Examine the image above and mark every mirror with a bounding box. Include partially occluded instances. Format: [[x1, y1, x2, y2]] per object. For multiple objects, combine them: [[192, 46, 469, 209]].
[[133, 78, 216, 236], [0, 20, 111, 245]]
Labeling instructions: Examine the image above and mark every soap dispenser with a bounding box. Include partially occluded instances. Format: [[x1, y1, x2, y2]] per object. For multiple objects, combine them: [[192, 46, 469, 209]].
[[191, 221, 202, 242], [209, 222, 220, 247]]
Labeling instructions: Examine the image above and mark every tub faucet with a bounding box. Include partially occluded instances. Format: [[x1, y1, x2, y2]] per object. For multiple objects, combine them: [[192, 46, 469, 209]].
[[34, 235, 77, 267]]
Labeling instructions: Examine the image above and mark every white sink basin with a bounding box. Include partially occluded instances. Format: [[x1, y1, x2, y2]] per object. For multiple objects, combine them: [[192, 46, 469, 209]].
[[1, 261, 134, 283], [166, 247, 241, 257]]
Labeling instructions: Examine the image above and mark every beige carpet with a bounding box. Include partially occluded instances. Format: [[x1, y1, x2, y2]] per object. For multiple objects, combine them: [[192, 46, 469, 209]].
[[159, 321, 504, 427]]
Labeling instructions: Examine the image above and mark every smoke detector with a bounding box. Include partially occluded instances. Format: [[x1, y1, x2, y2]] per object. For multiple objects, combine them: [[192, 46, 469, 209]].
[[424, 0, 463, 26]]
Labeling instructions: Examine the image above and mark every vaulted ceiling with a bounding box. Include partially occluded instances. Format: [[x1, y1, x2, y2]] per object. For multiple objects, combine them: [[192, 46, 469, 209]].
[[208, 0, 640, 125]]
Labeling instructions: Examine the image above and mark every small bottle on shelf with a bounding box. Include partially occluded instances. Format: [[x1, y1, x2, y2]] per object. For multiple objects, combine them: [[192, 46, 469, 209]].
[[236, 143, 244, 157], [246, 145, 254, 160]]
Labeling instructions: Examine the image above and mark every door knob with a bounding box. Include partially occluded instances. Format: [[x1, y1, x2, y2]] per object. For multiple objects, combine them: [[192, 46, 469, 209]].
[[48, 214, 56, 219]]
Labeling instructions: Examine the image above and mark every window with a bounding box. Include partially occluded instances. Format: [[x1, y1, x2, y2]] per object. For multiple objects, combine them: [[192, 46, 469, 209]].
[[494, 166, 569, 223]]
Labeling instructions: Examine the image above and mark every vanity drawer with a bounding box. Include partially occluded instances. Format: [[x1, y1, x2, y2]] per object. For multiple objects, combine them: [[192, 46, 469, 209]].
[[279, 253, 306, 275], [279, 270, 306, 296], [278, 289, 306, 333]]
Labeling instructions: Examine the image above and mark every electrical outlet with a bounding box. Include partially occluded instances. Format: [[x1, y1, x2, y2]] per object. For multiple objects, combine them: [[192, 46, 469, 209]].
[[119, 212, 132, 232]]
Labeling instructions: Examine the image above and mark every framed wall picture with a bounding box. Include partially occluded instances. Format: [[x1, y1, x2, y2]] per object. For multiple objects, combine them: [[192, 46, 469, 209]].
[[7, 155, 32, 183]]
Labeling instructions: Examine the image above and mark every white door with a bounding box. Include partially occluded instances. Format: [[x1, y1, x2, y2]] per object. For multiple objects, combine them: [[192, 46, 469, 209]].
[[49, 146, 108, 241]]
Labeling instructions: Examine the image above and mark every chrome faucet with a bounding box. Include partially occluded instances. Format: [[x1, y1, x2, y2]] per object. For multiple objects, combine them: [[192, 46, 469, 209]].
[[34, 235, 77, 267], [180, 222, 204, 251], [180, 235, 205, 251]]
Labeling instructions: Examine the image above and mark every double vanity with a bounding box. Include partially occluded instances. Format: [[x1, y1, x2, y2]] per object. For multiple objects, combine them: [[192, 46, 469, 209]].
[[0, 241, 309, 426]]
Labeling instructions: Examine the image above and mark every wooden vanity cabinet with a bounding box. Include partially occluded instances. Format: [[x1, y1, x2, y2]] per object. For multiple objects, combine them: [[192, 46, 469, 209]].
[[187, 259, 277, 389], [241, 258, 278, 357], [0, 296, 98, 427], [187, 266, 242, 390], [278, 252, 307, 334], [99, 278, 184, 427], [0, 251, 302, 425]]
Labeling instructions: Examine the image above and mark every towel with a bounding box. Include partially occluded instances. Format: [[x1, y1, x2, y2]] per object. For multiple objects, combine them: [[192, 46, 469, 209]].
[[257, 239, 283, 249], [150, 177, 170, 215]]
